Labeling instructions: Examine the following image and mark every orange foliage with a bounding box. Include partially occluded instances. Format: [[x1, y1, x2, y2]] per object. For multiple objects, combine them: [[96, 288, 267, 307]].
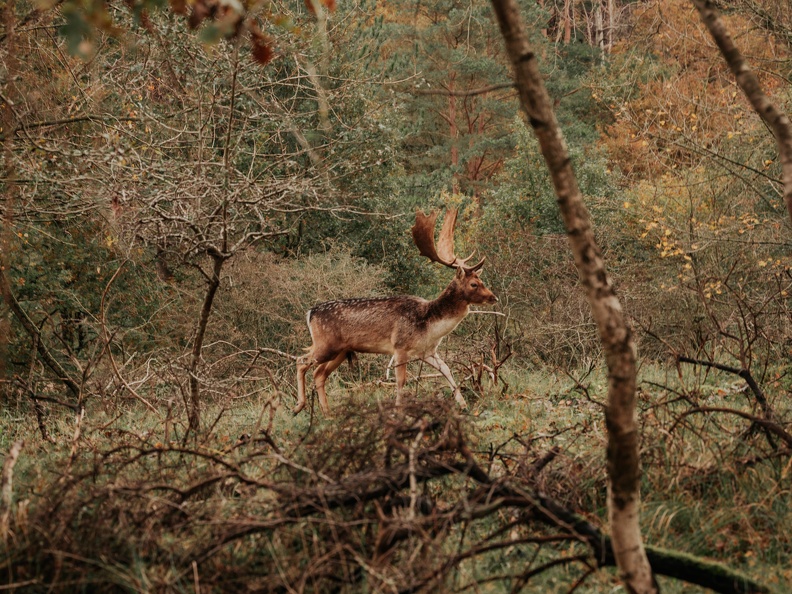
[[597, 0, 788, 181]]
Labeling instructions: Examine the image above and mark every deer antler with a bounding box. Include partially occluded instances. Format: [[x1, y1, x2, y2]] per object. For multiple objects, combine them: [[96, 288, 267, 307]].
[[411, 209, 485, 271]]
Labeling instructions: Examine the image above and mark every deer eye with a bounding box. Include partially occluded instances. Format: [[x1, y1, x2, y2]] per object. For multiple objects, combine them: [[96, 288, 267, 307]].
[[470, 282, 479, 288]]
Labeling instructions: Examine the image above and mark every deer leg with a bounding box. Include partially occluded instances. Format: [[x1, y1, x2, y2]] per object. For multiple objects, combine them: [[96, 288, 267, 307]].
[[423, 353, 467, 409], [294, 355, 314, 414], [393, 351, 409, 405], [313, 351, 348, 417]]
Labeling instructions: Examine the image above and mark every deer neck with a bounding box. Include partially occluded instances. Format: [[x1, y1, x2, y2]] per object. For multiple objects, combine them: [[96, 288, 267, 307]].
[[428, 283, 470, 323]]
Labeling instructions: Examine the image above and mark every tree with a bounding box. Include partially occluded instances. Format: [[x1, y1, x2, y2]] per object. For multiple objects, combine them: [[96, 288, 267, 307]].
[[489, 0, 657, 591], [376, 0, 520, 199], [0, 0, 405, 432]]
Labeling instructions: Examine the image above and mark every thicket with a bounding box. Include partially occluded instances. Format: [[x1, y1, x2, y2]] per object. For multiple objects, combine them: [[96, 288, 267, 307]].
[[2, 0, 792, 591]]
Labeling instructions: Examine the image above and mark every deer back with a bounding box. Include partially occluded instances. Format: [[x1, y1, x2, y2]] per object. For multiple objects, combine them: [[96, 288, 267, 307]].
[[307, 296, 432, 357]]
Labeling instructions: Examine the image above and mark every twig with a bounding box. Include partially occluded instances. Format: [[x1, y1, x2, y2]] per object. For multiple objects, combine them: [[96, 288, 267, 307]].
[[258, 347, 298, 361], [412, 82, 515, 96]]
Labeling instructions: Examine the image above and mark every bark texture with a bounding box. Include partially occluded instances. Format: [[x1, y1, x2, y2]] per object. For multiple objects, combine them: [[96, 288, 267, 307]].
[[692, 0, 792, 225], [488, 0, 657, 591], [0, 440, 23, 543]]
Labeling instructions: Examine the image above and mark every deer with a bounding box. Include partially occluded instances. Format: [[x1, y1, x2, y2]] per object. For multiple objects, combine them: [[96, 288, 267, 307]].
[[294, 208, 498, 416]]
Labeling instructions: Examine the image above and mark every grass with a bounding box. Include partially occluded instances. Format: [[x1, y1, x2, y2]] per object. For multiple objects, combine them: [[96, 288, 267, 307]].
[[0, 357, 790, 592]]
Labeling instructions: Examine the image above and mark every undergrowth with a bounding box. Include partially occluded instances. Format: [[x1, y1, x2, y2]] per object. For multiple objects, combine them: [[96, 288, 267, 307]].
[[0, 361, 789, 592]]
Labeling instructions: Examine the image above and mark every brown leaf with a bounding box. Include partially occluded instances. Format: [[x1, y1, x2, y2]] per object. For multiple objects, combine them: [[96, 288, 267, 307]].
[[251, 36, 274, 65], [188, 0, 214, 29], [169, 0, 188, 16]]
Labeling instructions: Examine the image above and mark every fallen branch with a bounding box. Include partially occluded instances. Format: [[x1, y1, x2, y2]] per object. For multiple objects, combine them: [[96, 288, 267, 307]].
[[671, 406, 792, 450], [209, 437, 769, 594], [677, 356, 775, 421]]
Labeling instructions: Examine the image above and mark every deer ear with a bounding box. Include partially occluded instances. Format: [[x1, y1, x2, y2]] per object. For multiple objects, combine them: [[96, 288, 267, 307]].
[[455, 266, 466, 279]]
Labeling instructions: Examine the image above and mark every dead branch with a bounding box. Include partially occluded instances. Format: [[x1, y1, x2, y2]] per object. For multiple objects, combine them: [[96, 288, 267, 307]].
[[676, 355, 780, 449], [209, 404, 767, 594], [5, 400, 771, 594], [671, 406, 792, 450], [676, 356, 774, 418]]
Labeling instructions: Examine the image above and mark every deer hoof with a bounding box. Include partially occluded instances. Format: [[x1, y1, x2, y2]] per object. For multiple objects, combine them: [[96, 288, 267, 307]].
[[293, 402, 306, 415]]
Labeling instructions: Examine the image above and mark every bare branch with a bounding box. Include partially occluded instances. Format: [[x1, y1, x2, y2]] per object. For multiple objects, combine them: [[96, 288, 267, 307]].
[[412, 82, 515, 97]]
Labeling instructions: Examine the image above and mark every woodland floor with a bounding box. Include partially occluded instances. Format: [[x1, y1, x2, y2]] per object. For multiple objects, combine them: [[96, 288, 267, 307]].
[[1, 360, 790, 592]]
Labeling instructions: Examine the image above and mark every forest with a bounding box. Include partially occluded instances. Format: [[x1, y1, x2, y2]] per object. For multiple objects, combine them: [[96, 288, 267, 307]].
[[1, 0, 792, 591]]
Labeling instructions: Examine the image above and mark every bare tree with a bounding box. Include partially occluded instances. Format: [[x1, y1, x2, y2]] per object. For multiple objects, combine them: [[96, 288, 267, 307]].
[[488, 0, 657, 592], [1, 5, 391, 433]]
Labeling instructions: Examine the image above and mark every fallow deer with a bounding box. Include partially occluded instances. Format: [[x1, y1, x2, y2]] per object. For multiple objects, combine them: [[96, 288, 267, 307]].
[[294, 209, 498, 416]]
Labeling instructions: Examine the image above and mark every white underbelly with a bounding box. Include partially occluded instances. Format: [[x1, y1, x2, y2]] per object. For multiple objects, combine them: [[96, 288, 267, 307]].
[[353, 337, 396, 355]]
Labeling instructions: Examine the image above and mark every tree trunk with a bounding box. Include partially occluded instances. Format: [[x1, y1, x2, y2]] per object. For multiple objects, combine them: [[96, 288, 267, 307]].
[[188, 250, 226, 433], [0, 0, 18, 399], [563, 0, 572, 44], [607, 0, 614, 54], [692, 0, 792, 225], [0, 440, 23, 544], [488, 0, 657, 592], [595, 3, 604, 52], [448, 73, 460, 193]]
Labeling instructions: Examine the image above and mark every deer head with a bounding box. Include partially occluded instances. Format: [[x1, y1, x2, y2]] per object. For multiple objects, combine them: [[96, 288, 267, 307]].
[[412, 208, 496, 305]]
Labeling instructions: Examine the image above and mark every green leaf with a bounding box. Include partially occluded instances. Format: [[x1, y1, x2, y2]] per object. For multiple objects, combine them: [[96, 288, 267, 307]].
[[58, 8, 92, 56]]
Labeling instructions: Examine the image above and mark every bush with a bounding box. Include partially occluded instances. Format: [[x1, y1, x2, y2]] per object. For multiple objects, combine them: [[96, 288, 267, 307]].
[[220, 245, 389, 356]]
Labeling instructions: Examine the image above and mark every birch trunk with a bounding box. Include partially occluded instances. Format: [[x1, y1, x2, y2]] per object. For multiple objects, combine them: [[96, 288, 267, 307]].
[[489, 0, 657, 591]]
